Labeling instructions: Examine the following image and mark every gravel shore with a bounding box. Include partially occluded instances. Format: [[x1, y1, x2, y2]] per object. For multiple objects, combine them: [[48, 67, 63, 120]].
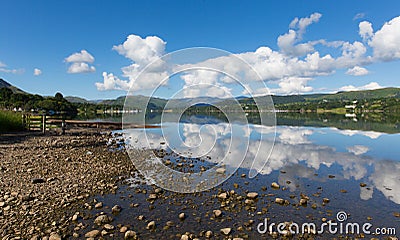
[[0, 129, 134, 239]]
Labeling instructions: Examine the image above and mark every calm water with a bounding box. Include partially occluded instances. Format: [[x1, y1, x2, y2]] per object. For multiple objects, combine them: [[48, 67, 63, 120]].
[[86, 113, 400, 238]]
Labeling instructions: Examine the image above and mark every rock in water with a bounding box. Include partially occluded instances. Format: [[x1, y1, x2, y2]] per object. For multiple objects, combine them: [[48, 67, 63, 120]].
[[147, 221, 156, 229], [112, 205, 122, 213], [218, 192, 227, 199], [220, 228, 231, 235], [124, 230, 136, 239], [299, 198, 307, 206], [120, 226, 128, 233], [271, 182, 280, 189], [275, 198, 284, 204], [247, 192, 258, 199], [95, 202, 103, 208], [213, 209, 222, 217]]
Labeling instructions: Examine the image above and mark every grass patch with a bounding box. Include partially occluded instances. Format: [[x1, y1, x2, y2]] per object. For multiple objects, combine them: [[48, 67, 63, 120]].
[[0, 111, 25, 133]]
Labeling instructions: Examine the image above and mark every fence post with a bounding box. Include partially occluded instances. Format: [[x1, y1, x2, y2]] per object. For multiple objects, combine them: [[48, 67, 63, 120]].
[[42, 115, 46, 134], [61, 118, 66, 135], [22, 114, 26, 129]]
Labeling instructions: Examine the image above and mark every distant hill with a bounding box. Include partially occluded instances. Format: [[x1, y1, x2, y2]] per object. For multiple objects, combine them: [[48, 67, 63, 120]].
[[268, 88, 400, 105], [70, 87, 400, 109], [64, 96, 89, 103], [0, 78, 25, 94]]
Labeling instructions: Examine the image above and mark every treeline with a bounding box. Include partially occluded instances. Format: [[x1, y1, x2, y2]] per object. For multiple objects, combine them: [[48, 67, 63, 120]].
[[0, 88, 77, 116], [274, 97, 400, 112]]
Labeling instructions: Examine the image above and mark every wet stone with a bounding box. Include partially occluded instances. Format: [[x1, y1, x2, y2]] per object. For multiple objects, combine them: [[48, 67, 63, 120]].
[[85, 230, 100, 238], [271, 182, 280, 189], [246, 192, 258, 199], [31, 178, 45, 184], [220, 227, 231, 235]]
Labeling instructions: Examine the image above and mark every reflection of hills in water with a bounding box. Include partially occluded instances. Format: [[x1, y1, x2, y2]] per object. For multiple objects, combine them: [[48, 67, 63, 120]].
[[121, 111, 400, 133], [275, 112, 400, 134]]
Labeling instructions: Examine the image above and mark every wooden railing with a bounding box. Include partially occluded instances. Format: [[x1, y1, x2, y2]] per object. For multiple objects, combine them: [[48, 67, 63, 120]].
[[23, 114, 65, 133], [22, 114, 158, 134]]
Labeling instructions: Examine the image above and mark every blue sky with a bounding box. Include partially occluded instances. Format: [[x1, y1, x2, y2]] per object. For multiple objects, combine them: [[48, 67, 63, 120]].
[[1, 0, 400, 99]]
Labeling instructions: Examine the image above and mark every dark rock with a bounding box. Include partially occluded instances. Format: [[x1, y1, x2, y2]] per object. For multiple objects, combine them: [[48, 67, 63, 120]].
[[31, 178, 45, 184]]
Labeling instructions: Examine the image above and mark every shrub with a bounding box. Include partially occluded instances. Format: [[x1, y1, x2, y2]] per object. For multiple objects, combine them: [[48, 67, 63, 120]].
[[0, 111, 24, 133]]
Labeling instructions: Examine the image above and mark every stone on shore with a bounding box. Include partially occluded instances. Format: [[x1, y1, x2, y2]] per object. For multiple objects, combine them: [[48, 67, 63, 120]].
[[94, 215, 112, 225]]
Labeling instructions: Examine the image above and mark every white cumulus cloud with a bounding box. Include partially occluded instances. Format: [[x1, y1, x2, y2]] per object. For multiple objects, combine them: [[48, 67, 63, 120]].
[[96, 35, 168, 92], [359, 21, 373, 41], [0, 61, 23, 74], [67, 62, 95, 74], [96, 72, 130, 91], [112, 35, 166, 64], [369, 16, 400, 61], [346, 66, 369, 76], [339, 81, 383, 92], [65, 50, 96, 74], [95, 14, 400, 95], [65, 50, 95, 63], [33, 68, 42, 76], [278, 12, 322, 56]]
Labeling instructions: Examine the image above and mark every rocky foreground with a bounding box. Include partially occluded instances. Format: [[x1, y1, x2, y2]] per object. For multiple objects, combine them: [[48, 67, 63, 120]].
[[0, 129, 134, 239]]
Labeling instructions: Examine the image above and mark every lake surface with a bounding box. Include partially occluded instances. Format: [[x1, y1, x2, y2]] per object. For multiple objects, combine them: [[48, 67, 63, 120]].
[[87, 113, 400, 238]]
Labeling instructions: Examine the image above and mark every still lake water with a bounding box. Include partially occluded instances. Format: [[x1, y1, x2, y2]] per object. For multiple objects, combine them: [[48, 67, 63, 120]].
[[93, 113, 399, 238]]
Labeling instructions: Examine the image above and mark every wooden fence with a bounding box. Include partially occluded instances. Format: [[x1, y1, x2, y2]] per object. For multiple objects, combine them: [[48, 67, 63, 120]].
[[22, 114, 158, 134], [23, 114, 65, 133]]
